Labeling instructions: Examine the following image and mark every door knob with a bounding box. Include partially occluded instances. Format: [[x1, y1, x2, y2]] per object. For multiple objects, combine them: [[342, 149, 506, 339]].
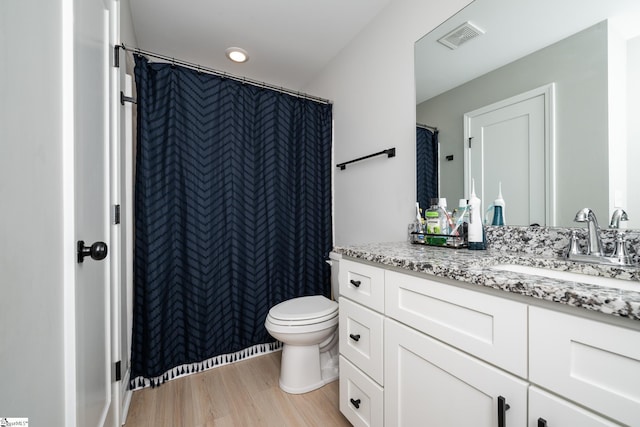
[[77, 240, 108, 263]]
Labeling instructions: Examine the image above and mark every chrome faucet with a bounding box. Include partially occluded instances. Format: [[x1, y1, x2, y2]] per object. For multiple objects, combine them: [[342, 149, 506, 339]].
[[566, 208, 637, 266], [573, 208, 604, 256], [609, 208, 628, 229]]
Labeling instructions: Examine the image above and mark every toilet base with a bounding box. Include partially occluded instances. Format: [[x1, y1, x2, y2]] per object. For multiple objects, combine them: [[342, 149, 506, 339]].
[[278, 342, 339, 394]]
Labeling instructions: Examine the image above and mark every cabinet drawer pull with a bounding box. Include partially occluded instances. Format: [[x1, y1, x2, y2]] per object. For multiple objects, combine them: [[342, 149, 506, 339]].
[[349, 333, 361, 342], [349, 279, 361, 287], [350, 398, 361, 409], [497, 396, 510, 427], [537, 418, 547, 427]]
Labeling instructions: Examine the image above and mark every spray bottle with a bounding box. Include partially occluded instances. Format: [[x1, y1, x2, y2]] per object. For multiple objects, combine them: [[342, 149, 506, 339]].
[[468, 179, 486, 250]]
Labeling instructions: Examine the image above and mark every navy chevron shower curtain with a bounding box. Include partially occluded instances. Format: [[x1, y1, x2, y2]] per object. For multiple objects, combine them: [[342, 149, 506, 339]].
[[416, 127, 438, 210], [131, 55, 333, 387]]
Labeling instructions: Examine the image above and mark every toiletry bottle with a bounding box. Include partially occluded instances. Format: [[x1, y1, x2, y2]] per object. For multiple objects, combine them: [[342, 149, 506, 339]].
[[414, 202, 425, 243], [468, 179, 486, 250], [486, 182, 506, 226], [426, 199, 446, 245]]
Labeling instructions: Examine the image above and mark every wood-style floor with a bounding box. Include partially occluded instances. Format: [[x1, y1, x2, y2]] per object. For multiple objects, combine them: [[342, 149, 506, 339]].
[[124, 351, 351, 427]]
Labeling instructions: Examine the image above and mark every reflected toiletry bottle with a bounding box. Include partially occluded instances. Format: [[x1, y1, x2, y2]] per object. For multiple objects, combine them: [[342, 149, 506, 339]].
[[485, 182, 506, 226], [468, 180, 486, 250]]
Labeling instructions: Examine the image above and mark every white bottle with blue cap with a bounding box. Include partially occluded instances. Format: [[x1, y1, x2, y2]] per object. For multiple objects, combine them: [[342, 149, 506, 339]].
[[468, 179, 486, 250]]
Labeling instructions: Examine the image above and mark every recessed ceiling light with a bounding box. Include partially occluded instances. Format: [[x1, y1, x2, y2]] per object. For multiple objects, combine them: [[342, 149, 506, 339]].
[[225, 47, 249, 63]]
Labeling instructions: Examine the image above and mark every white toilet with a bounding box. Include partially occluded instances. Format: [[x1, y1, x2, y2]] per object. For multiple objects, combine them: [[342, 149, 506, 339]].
[[264, 262, 340, 394]]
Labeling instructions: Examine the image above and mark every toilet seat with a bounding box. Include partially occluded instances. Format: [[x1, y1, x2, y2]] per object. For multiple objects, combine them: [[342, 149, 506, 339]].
[[267, 295, 338, 326]]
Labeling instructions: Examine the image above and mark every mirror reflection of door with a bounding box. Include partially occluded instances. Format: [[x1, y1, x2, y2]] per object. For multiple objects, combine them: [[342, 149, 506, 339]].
[[464, 84, 555, 226]]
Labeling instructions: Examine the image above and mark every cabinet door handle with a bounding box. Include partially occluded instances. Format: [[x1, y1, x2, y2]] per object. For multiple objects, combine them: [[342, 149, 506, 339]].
[[350, 398, 361, 409], [497, 396, 510, 427], [537, 418, 547, 427], [349, 333, 361, 342], [350, 279, 361, 287]]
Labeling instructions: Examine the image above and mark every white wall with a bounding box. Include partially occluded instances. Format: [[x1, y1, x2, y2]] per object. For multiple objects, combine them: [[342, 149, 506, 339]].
[[305, 0, 473, 245], [0, 0, 66, 424]]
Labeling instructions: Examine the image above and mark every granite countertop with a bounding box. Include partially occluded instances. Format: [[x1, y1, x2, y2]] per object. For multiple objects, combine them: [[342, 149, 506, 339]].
[[333, 241, 640, 321]]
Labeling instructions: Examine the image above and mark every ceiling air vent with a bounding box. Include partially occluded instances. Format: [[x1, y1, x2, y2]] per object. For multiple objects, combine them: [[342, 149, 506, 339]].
[[437, 21, 485, 50]]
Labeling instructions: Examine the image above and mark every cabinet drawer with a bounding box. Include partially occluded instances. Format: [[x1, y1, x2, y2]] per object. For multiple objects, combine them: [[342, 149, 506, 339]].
[[385, 270, 528, 377], [530, 307, 640, 426], [529, 386, 621, 427], [339, 259, 385, 312], [339, 297, 384, 385], [339, 356, 384, 427]]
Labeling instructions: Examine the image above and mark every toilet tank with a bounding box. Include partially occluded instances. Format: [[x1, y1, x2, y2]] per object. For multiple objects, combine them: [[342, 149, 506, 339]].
[[328, 252, 341, 301]]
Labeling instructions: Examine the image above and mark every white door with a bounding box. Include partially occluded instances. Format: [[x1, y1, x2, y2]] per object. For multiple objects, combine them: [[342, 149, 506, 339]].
[[74, 0, 112, 425], [464, 84, 554, 226], [384, 319, 527, 427]]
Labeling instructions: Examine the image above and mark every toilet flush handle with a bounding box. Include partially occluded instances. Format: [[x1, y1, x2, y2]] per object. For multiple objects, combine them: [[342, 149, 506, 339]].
[[349, 279, 361, 287]]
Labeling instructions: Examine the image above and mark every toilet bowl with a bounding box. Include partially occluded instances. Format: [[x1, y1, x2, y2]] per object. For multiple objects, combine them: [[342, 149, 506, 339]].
[[265, 295, 339, 394]]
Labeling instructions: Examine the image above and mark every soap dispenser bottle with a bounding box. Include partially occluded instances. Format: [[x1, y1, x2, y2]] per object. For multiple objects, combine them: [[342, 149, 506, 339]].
[[468, 179, 486, 250]]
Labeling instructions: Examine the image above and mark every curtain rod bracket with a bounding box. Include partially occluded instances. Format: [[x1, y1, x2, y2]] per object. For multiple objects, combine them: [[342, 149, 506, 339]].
[[120, 91, 137, 105]]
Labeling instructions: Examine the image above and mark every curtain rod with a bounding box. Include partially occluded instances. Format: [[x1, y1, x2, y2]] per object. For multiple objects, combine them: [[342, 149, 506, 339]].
[[116, 44, 332, 105], [417, 123, 438, 132]]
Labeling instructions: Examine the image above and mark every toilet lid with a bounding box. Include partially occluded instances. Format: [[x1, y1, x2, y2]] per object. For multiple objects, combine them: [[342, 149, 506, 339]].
[[268, 295, 338, 322]]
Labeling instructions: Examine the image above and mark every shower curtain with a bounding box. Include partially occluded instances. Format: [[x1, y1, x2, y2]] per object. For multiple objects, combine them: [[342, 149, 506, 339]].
[[130, 55, 333, 388], [416, 126, 439, 211]]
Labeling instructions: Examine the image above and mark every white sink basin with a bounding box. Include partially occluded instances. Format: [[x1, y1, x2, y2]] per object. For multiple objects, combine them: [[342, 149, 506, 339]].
[[492, 264, 638, 292]]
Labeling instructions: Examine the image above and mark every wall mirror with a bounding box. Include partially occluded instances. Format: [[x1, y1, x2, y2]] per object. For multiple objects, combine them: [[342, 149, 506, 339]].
[[415, 0, 640, 228]]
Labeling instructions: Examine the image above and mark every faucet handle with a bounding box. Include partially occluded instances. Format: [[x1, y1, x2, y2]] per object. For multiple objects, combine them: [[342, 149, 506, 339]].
[[611, 231, 631, 264], [565, 230, 581, 258]]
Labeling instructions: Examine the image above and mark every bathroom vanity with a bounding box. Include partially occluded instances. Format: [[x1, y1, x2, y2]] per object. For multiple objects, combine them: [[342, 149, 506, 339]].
[[334, 238, 640, 427]]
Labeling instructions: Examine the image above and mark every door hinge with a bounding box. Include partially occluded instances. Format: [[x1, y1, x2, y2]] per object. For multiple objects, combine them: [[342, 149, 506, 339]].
[[468, 136, 474, 148], [113, 204, 121, 225], [115, 360, 122, 381]]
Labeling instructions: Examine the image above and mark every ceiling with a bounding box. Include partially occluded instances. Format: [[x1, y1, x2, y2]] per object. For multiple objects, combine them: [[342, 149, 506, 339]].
[[128, 0, 393, 91], [415, 0, 640, 104]]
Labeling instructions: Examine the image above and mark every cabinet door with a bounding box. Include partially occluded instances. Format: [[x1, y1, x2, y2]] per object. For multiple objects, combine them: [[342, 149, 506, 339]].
[[530, 307, 640, 426], [385, 270, 528, 377], [385, 318, 527, 427], [529, 386, 621, 427], [339, 297, 384, 385]]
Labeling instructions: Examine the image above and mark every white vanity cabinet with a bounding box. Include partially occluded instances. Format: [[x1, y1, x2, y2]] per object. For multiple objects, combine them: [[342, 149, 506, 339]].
[[337, 256, 640, 427], [338, 259, 385, 427]]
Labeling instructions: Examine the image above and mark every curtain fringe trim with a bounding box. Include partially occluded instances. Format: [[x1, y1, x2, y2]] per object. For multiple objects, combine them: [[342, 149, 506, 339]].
[[129, 341, 283, 391]]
